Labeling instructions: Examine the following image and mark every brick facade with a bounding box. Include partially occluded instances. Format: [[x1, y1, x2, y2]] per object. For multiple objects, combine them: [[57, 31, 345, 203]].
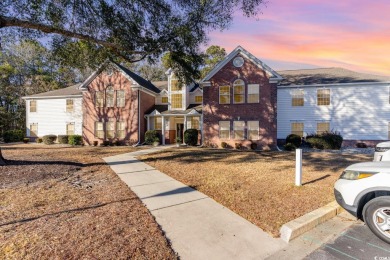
[[203, 54, 278, 150]]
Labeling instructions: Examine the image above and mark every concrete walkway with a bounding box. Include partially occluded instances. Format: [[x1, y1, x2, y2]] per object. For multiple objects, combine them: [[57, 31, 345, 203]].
[[104, 146, 287, 259]]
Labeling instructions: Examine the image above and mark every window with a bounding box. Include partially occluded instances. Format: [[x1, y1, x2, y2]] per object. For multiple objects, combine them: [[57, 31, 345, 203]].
[[161, 96, 168, 103], [171, 94, 182, 109], [247, 84, 259, 103], [292, 89, 304, 106], [233, 79, 245, 104], [154, 117, 162, 130], [291, 122, 304, 137], [116, 90, 125, 107], [317, 122, 330, 134], [195, 96, 203, 103], [219, 86, 230, 104], [95, 92, 103, 107], [106, 121, 115, 138], [66, 123, 75, 135], [106, 86, 114, 107], [191, 117, 200, 130], [30, 100, 37, 112], [30, 123, 38, 137], [95, 122, 104, 138], [219, 121, 230, 139], [171, 79, 181, 91], [317, 89, 330, 106], [233, 121, 245, 140], [117, 121, 125, 139], [247, 121, 259, 140], [66, 99, 74, 112]]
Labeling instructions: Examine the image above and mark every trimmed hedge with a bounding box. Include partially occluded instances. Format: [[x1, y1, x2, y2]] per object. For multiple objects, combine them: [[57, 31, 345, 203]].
[[3, 129, 24, 143], [69, 135, 83, 145], [145, 130, 160, 145], [286, 134, 301, 148], [184, 129, 198, 146], [43, 135, 57, 145], [36, 137, 43, 143], [306, 131, 343, 150], [58, 135, 69, 144]]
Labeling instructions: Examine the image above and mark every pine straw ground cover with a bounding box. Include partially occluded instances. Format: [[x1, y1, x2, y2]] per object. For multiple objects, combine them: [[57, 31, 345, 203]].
[[0, 144, 177, 260], [139, 147, 371, 237]]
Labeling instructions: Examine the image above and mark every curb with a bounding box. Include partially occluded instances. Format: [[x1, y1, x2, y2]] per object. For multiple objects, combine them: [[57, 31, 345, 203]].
[[280, 201, 343, 243]]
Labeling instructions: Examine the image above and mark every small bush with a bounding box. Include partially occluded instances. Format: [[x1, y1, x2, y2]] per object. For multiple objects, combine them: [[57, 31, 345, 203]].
[[284, 143, 297, 151], [356, 142, 367, 148], [250, 142, 258, 150], [42, 135, 57, 145], [145, 130, 160, 145], [36, 137, 43, 143], [93, 141, 98, 146], [3, 129, 24, 143], [306, 137, 326, 149], [58, 135, 69, 144], [306, 131, 343, 150], [184, 129, 198, 146], [102, 140, 110, 146], [235, 143, 242, 150], [115, 140, 123, 146], [23, 138, 30, 143], [221, 142, 228, 148], [69, 135, 82, 145], [286, 134, 302, 148]]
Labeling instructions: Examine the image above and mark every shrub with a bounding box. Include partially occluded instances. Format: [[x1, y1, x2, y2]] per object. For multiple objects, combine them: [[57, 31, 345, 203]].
[[3, 129, 24, 143], [356, 142, 367, 148], [43, 134, 57, 145], [58, 135, 69, 144], [286, 134, 302, 148], [145, 130, 160, 145], [306, 131, 343, 150], [36, 137, 43, 143], [184, 129, 199, 146], [221, 142, 228, 148], [69, 135, 83, 145], [284, 143, 297, 151], [23, 138, 30, 143], [102, 140, 110, 146], [235, 143, 242, 149], [306, 137, 326, 149], [93, 141, 98, 146], [115, 140, 123, 146], [250, 142, 258, 150]]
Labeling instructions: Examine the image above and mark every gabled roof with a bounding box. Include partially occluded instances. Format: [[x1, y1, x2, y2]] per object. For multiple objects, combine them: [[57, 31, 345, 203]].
[[189, 83, 201, 92], [277, 67, 390, 86], [152, 81, 168, 91], [80, 60, 161, 94], [23, 84, 82, 99], [146, 104, 202, 116], [202, 45, 283, 83]]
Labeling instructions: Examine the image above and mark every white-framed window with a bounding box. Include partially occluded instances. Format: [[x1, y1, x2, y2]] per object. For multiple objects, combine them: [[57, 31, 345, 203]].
[[219, 121, 230, 139], [30, 123, 38, 137], [154, 117, 162, 130], [106, 86, 114, 107], [66, 123, 75, 135], [117, 121, 125, 139], [195, 96, 203, 103], [247, 84, 259, 103], [95, 91, 103, 107], [161, 96, 168, 103], [317, 122, 330, 134], [106, 121, 115, 138], [291, 122, 304, 137], [116, 90, 125, 107], [317, 89, 330, 106], [66, 99, 74, 112], [233, 121, 245, 140], [171, 79, 181, 91], [247, 121, 259, 140], [191, 117, 200, 130], [171, 94, 182, 109], [95, 122, 104, 138], [233, 79, 245, 104], [30, 100, 37, 112], [292, 89, 304, 106], [219, 86, 230, 104]]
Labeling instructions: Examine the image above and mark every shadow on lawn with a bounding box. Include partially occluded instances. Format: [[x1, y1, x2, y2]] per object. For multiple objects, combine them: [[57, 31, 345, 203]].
[[3, 159, 106, 168]]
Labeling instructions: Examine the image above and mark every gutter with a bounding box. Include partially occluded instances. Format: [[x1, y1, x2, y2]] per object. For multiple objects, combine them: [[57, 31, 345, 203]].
[[133, 90, 142, 147]]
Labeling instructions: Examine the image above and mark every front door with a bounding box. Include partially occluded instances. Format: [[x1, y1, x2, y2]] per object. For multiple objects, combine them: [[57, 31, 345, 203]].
[[176, 123, 184, 143]]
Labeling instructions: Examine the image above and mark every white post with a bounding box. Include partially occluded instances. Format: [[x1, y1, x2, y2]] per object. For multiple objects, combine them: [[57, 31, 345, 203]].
[[162, 116, 165, 145], [295, 148, 302, 186], [147, 116, 150, 131]]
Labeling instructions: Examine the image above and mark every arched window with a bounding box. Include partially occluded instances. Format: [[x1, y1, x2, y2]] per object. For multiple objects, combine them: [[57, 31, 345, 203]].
[[233, 79, 245, 104], [106, 85, 114, 107]]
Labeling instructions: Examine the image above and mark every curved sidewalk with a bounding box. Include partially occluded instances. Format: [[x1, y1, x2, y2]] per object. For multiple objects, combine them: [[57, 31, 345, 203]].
[[104, 146, 287, 259]]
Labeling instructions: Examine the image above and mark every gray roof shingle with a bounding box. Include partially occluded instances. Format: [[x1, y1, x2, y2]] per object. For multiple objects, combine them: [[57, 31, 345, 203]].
[[24, 84, 82, 98]]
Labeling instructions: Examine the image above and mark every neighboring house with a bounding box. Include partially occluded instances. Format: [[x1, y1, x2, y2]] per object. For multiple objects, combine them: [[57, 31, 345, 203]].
[[23, 46, 390, 148], [23, 85, 83, 138]]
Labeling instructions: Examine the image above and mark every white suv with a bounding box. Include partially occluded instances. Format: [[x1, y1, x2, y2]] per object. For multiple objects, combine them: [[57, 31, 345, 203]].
[[374, 141, 390, 161], [334, 161, 390, 243]]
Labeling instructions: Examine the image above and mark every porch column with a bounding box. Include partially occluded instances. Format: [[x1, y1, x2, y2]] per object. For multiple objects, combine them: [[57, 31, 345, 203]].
[[184, 116, 188, 144], [162, 116, 165, 145], [146, 116, 150, 131], [201, 114, 204, 145]]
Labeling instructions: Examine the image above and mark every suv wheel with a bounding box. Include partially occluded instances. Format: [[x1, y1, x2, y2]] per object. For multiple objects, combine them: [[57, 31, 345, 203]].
[[363, 197, 390, 244]]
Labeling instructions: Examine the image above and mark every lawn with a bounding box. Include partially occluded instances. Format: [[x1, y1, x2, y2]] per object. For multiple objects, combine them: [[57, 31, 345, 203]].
[[139, 147, 371, 237], [0, 144, 177, 259]]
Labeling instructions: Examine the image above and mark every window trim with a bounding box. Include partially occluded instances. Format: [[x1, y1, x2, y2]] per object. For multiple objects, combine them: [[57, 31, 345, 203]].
[[116, 90, 125, 108], [30, 123, 38, 137], [291, 122, 304, 137], [66, 99, 74, 113], [171, 93, 183, 109], [195, 95, 203, 103], [317, 88, 331, 106], [247, 121, 259, 140], [95, 91, 104, 107], [30, 100, 37, 113], [247, 84, 260, 103], [316, 121, 330, 135], [116, 121, 125, 139], [105, 121, 115, 139], [233, 79, 245, 104], [105, 85, 115, 107], [94, 121, 104, 139], [66, 122, 75, 135], [291, 89, 304, 107], [219, 121, 230, 139], [154, 117, 162, 130], [219, 85, 230, 104], [233, 121, 245, 140], [161, 96, 168, 104]]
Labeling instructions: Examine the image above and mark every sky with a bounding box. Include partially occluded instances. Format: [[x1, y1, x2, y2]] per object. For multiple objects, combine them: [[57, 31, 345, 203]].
[[208, 0, 390, 75]]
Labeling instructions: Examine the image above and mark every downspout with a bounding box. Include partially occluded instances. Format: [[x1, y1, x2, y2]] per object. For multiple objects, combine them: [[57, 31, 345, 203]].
[[132, 89, 143, 147]]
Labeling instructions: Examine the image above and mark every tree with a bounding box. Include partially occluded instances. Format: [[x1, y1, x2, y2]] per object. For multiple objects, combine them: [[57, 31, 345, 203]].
[[0, 0, 265, 82], [201, 45, 227, 79]]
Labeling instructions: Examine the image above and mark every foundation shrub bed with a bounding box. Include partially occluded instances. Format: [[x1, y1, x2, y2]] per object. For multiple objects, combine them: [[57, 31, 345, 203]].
[[284, 143, 297, 151], [184, 129, 198, 146], [145, 130, 160, 145], [58, 135, 69, 144], [69, 135, 83, 145], [306, 131, 343, 150], [286, 134, 301, 148], [42, 135, 57, 145]]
